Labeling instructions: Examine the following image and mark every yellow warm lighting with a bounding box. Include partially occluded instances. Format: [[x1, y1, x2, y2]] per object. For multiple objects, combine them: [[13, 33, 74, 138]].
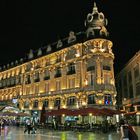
[[63, 105, 66, 109], [97, 78, 101, 84], [39, 90, 44, 93], [75, 53, 80, 57], [49, 106, 53, 109], [29, 107, 32, 110], [98, 100, 102, 105], [89, 113, 92, 116], [82, 102, 86, 106], [84, 79, 88, 86], [62, 114, 65, 117], [39, 106, 42, 110]]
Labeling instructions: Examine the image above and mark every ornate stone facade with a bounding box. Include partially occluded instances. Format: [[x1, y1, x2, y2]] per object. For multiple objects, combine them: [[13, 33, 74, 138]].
[[0, 3, 116, 116]]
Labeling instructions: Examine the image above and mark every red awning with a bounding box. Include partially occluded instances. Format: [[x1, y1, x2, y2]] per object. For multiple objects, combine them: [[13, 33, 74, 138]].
[[45, 107, 118, 116]]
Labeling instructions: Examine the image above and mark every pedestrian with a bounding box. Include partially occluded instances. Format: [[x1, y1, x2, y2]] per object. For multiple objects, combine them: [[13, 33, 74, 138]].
[[24, 120, 31, 134], [119, 119, 129, 140], [31, 124, 37, 134], [119, 119, 138, 140]]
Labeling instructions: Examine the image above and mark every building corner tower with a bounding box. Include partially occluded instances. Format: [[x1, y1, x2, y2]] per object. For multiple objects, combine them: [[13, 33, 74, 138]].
[[82, 2, 117, 108]]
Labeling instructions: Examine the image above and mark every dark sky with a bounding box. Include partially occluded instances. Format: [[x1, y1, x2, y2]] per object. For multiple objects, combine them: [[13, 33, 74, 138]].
[[0, 0, 140, 75]]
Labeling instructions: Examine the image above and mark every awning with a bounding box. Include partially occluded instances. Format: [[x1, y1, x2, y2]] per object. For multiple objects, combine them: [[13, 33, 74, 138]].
[[17, 112, 31, 117], [0, 111, 18, 116], [46, 107, 118, 116], [124, 111, 137, 116]]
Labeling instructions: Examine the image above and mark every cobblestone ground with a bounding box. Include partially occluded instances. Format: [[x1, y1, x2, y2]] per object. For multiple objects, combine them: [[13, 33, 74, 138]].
[[0, 126, 140, 140]]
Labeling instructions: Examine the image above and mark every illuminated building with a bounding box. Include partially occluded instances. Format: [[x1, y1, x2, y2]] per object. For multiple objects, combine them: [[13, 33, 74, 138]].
[[116, 50, 140, 124], [0, 3, 117, 123]]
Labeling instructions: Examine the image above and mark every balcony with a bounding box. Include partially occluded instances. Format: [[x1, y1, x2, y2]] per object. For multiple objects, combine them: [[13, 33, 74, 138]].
[[67, 70, 76, 75], [44, 76, 50, 80], [34, 78, 40, 82], [54, 73, 61, 78]]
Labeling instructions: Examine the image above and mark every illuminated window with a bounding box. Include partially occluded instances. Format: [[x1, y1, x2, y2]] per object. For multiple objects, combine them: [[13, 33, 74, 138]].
[[104, 94, 112, 105], [34, 71, 40, 82]]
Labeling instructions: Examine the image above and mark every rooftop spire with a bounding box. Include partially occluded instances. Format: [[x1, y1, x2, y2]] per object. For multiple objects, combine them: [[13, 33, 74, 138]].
[[93, 2, 98, 13], [85, 2, 109, 38]]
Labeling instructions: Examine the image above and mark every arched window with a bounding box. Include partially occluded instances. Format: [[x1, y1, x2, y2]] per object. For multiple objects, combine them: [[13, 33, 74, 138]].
[[43, 100, 49, 108], [67, 96, 76, 106], [33, 100, 38, 108], [88, 94, 96, 104], [54, 98, 61, 108], [24, 101, 29, 108]]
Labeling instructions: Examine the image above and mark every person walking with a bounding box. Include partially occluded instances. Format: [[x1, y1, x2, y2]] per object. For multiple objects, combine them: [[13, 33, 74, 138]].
[[119, 119, 138, 140], [24, 120, 31, 134], [119, 119, 129, 140]]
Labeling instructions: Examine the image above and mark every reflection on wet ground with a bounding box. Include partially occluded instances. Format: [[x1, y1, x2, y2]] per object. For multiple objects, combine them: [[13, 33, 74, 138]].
[[0, 126, 140, 140]]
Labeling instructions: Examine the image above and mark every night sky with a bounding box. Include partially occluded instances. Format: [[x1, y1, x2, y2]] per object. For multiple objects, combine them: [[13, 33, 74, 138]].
[[0, 0, 139, 75]]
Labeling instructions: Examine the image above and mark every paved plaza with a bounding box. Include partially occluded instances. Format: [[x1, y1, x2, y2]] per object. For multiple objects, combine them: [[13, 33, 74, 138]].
[[0, 126, 140, 140]]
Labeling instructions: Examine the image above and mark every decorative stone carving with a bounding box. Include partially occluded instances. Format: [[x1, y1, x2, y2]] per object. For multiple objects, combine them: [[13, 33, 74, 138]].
[[57, 39, 63, 48], [46, 45, 52, 52], [28, 49, 34, 59], [85, 2, 108, 38], [68, 31, 76, 44], [15, 60, 18, 65], [37, 48, 42, 56], [20, 58, 23, 63]]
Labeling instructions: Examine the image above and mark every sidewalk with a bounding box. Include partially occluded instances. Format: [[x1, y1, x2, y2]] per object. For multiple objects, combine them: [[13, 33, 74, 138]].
[[0, 126, 139, 140]]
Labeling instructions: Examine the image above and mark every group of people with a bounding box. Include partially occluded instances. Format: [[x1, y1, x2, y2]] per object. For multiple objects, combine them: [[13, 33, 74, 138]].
[[24, 119, 37, 134], [119, 119, 138, 140]]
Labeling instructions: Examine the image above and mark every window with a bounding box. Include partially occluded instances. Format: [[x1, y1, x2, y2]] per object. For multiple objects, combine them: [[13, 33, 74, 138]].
[[67, 96, 76, 106], [44, 69, 50, 80], [54, 98, 61, 107], [24, 101, 29, 108], [128, 71, 132, 84], [33, 100, 38, 108], [87, 66, 95, 71], [136, 82, 140, 96], [88, 94, 96, 104], [123, 75, 128, 98], [55, 67, 61, 78], [26, 75, 31, 84], [134, 65, 139, 79], [104, 94, 112, 105], [103, 65, 111, 71], [43, 100, 49, 108], [34, 71, 40, 82], [67, 63, 76, 75], [129, 85, 134, 98]]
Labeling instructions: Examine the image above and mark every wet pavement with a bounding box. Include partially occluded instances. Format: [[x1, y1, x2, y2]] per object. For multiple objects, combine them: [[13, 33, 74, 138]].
[[0, 126, 140, 140]]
